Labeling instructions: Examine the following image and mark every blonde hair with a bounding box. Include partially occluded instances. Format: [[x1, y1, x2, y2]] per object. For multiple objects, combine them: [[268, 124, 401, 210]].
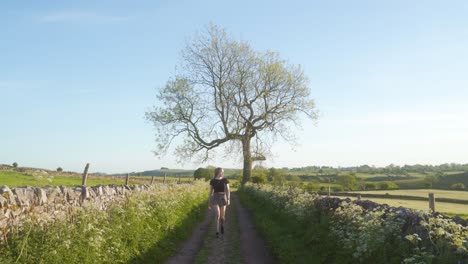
[[214, 167, 224, 178]]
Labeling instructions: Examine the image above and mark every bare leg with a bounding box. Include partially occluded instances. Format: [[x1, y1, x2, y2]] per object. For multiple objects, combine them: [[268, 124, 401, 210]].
[[219, 205, 226, 234], [220, 205, 226, 222], [214, 205, 220, 235]]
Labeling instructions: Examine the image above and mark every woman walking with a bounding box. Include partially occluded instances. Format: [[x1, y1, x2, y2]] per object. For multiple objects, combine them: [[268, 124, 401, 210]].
[[208, 167, 230, 237]]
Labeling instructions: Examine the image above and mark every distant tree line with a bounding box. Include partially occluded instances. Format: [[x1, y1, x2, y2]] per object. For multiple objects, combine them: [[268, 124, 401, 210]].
[[286, 163, 468, 176]]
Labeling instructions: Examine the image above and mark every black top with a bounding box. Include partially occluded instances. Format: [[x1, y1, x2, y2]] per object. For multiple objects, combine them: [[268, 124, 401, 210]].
[[210, 178, 229, 193]]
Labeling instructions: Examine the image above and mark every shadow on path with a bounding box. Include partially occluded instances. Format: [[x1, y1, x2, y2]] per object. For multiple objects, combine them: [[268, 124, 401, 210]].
[[233, 193, 275, 264], [163, 206, 212, 264]]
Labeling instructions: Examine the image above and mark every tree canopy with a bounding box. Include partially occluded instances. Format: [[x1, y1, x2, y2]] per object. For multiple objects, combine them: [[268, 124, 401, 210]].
[[146, 24, 318, 184], [193, 167, 213, 181]]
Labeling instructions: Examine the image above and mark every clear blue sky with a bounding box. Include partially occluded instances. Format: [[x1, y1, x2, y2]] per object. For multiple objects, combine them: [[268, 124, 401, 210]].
[[1, 0, 467, 173]]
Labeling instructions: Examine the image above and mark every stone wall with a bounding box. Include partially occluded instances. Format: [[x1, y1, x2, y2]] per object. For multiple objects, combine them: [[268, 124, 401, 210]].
[[0, 184, 154, 238]]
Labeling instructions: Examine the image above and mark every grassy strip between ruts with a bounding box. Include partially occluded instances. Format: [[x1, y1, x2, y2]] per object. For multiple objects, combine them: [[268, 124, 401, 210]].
[[238, 184, 468, 264], [195, 192, 243, 264], [0, 182, 207, 264]]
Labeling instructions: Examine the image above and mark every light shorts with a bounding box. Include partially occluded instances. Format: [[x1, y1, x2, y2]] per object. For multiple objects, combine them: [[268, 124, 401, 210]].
[[211, 192, 227, 207]]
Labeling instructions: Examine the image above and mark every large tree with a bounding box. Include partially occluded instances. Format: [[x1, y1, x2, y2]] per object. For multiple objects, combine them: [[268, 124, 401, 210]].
[[146, 24, 318, 184]]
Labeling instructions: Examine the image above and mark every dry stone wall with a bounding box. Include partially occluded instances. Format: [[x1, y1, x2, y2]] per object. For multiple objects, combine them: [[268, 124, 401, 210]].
[[0, 184, 154, 238]]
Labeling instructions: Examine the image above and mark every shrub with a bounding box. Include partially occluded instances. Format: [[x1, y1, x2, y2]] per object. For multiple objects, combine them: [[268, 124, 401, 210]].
[[365, 182, 377, 190], [251, 174, 267, 184], [229, 179, 240, 188], [380, 181, 398, 190], [333, 186, 343, 192], [303, 182, 319, 192], [337, 174, 357, 190], [451, 183, 465, 190], [269, 168, 286, 185], [251, 166, 268, 184], [12, 162, 18, 168], [193, 167, 212, 181], [56, 167, 63, 172]]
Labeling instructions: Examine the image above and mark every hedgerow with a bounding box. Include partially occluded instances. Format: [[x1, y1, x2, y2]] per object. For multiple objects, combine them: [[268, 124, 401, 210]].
[[239, 183, 467, 264]]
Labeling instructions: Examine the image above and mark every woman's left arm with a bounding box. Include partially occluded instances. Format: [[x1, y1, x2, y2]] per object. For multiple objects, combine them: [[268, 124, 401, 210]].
[[226, 183, 230, 206]]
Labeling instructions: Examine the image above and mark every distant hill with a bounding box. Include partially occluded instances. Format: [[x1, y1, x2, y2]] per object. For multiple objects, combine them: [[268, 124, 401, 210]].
[[122, 167, 242, 178], [140, 169, 194, 177], [113, 169, 195, 177]]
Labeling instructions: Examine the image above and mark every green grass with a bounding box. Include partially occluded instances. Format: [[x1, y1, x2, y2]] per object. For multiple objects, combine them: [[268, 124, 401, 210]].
[[1, 182, 208, 263], [339, 196, 468, 219], [0, 170, 172, 187], [349, 189, 468, 200], [238, 187, 333, 264]]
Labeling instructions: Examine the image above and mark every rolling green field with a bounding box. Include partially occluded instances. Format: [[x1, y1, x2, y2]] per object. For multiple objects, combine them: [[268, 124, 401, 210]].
[[0, 170, 195, 187]]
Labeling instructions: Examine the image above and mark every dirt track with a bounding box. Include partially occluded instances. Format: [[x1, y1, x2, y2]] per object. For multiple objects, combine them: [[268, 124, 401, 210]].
[[165, 192, 274, 264]]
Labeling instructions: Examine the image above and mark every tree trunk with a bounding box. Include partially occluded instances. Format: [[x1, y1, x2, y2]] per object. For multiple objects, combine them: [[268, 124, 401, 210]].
[[242, 137, 252, 185]]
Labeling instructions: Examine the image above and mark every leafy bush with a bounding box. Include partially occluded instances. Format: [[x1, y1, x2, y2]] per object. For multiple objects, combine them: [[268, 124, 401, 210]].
[[451, 183, 465, 190], [268, 168, 286, 185], [337, 174, 357, 190], [365, 182, 377, 190], [333, 186, 344, 192], [12, 162, 18, 168], [193, 167, 212, 181], [56, 167, 63, 172], [251, 174, 267, 184], [250, 166, 267, 184], [379, 181, 398, 190], [304, 182, 319, 192]]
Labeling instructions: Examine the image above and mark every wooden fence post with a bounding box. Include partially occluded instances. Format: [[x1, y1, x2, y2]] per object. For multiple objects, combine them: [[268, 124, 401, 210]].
[[82, 163, 90, 186], [429, 193, 435, 212], [125, 173, 129, 185], [357, 194, 361, 201], [164, 173, 166, 184], [328, 186, 331, 196], [151, 175, 155, 185]]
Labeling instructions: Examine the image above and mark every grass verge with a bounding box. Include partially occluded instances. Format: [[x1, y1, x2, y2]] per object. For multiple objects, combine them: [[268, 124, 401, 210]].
[[0, 183, 207, 263]]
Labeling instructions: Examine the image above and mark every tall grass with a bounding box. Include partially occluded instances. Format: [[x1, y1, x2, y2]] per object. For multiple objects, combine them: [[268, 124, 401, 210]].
[[0, 182, 207, 263]]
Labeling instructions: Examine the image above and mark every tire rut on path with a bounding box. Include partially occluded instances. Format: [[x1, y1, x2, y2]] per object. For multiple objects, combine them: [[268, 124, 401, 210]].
[[204, 192, 242, 264], [164, 206, 212, 264], [233, 193, 275, 264]]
